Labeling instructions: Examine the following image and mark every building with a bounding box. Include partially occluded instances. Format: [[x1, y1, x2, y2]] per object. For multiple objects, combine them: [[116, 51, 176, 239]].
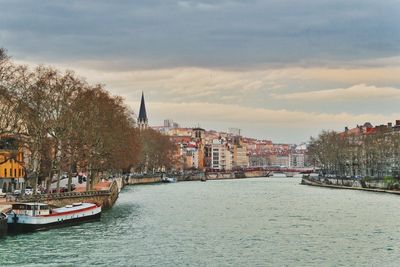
[[233, 145, 249, 168], [227, 128, 241, 136], [164, 119, 179, 129], [137, 92, 148, 130], [289, 144, 307, 168], [192, 128, 206, 170], [211, 139, 233, 170], [249, 155, 268, 167], [154, 120, 306, 171], [289, 153, 305, 168], [184, 144, 199, 169], [269, 154, 290, 168], [168, 128, 193, 137], [0, 136, 25, 192]]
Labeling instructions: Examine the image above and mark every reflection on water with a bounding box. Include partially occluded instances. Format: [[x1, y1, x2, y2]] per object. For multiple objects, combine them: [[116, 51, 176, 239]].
[[1, 178, 400, 266]]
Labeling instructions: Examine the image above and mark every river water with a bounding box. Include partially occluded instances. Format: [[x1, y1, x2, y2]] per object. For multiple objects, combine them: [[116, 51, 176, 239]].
[[1, 178, 400, 266]]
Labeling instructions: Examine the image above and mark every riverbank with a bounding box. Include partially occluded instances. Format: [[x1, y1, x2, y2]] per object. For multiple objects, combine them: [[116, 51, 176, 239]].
[[126, 170, 270, 184], [301, 177, 400, 195], [1, 178, 123, 211]]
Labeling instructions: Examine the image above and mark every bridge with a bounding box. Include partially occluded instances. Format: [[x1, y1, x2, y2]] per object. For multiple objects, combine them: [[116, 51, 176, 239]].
[[259, 167, 314, 173], [206, 167, 315, 174]]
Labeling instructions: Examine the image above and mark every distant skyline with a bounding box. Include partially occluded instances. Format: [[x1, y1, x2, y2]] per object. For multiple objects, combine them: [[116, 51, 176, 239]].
[[1, 0, 399, 143]]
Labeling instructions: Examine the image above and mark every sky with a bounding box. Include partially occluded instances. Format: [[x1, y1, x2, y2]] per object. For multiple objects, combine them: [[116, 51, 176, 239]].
[[1, 0, 399, 143]]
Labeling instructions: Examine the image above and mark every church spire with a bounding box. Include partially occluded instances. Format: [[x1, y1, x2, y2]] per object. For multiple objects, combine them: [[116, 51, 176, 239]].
[[138, 92, 148, 130]]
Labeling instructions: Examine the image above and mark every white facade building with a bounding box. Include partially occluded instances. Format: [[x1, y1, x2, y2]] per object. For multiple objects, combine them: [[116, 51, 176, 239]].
[[211, 139, 233, 170]]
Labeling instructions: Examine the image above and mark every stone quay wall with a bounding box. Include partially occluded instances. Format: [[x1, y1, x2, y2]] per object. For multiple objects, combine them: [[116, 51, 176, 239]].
[[126, 171, 269, 185], [127, 177, 162, 185], [301, 177, 400, 195], [13, 180, 120, 209], [244, 171, 266, 178], [317, 177, 386, 189]]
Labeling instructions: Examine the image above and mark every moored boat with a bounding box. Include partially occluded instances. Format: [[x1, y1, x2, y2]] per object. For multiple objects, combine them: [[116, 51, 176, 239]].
[[0, 212, 7, 237], [161, 176, 177, 183], [272, 172, 287, 178], [7, 202, 101, 233]]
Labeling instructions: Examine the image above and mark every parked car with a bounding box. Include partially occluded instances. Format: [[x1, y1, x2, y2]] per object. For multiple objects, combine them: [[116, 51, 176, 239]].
[[51, 187, 68, 193], [13, 189, 21, 196], [23, 187, 41, 195], [0, 191, 6, 198], [24, 188, 33, 195]]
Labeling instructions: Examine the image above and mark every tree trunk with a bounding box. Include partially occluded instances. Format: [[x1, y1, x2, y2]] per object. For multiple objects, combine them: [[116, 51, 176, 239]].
[[32, 148, 40, 196], [86, 167, 91, 192], [56, 168, 61, 193], [67, 172, 72, 192]]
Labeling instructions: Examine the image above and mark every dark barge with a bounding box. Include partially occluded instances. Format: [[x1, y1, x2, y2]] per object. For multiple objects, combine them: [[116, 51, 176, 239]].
[[0, 212, 7, 237]]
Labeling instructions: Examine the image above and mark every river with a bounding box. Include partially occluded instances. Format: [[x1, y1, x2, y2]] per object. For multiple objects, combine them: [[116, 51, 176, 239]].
[[1, 178, 400, 266]]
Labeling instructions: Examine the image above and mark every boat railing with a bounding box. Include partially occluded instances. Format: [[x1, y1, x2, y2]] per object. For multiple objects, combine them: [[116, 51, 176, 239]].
[[14, 190, 111, 202]]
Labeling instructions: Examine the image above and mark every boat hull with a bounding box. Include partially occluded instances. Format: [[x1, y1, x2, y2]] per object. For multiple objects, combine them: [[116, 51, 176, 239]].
[[7, 212, 101, 233], [0, 214, 7, 237], [161, 177, 177, 183]]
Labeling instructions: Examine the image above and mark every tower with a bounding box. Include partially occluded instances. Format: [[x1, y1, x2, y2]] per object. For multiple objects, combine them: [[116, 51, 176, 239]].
[[138, 92, 148, 130], [192, 127, 205, 170]]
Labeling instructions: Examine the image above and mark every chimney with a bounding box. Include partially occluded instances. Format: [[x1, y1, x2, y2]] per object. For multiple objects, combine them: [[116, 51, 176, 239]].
[[345, 126, 349, 132]]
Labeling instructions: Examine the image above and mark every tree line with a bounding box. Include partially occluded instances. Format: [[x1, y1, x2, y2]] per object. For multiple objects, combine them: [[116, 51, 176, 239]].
[[0, 48, 177, 193], [308, 127, 400, 179]]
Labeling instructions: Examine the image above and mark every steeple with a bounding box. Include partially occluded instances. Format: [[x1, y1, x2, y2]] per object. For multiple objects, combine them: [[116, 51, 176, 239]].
[[138, 92, 148, 130]]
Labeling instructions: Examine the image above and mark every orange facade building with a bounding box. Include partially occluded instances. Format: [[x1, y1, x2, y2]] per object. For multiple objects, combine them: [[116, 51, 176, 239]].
[[0, 136, 25, 192]]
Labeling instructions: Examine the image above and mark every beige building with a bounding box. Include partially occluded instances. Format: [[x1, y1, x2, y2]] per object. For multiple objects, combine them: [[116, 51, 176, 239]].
[[269, 154, 290, 167], [211, 140, 233, 170], [233, 145, 249, 168]]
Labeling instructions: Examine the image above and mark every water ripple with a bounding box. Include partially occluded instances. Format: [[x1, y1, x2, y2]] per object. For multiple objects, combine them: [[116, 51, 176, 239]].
[[1, 178, 400, 266]]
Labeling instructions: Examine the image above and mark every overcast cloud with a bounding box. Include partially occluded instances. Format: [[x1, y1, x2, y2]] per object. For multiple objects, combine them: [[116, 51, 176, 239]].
[[1, 0, 400, 142]]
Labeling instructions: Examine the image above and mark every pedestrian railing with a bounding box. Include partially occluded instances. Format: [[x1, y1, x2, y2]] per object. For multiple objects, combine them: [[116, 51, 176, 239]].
[[14, 190, 111, 203]]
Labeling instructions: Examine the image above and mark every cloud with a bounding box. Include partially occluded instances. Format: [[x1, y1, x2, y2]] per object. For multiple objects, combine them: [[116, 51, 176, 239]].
[[1, 0, 399, 68], [144, 101, 398, 125], [131, 100, 400, 142], [13, 58, 400, 142], [14, 58, 400, 111], [274, 84, 400, 101]]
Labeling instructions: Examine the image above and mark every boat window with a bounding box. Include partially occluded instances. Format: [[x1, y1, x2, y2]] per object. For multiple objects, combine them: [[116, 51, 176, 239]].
[[12, 204, 29, 210]]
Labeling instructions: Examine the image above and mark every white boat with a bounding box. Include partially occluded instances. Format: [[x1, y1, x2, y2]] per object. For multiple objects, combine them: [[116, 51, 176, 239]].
[[7, 202, 101, 233], [161, 176, 177, 183], [272, 172, 287, 178]]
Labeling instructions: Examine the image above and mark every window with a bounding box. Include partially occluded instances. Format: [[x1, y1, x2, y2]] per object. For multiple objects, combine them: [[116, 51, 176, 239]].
[[14, 169, 16, 177], [4, 169, 7, 177], [10, 169, 12, 177]]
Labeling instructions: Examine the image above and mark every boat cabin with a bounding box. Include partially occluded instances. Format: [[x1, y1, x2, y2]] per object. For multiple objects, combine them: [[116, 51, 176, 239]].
[[12, 203, 50, 216]]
